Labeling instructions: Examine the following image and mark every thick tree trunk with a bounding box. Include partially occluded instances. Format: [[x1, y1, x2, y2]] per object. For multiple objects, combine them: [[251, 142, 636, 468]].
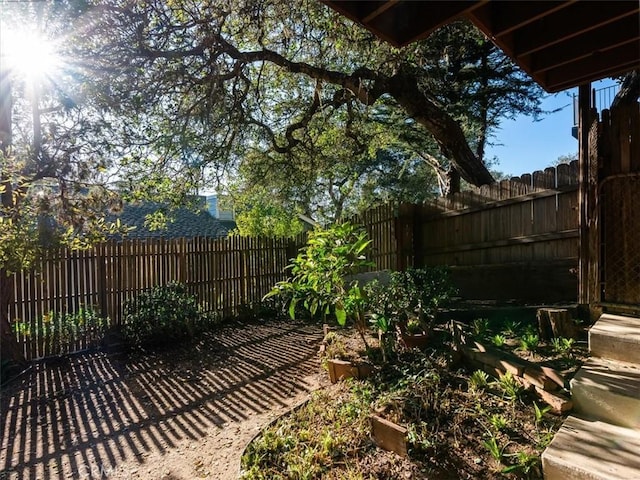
[[447, 168, 461, 196], [388, 73, 494, 187]]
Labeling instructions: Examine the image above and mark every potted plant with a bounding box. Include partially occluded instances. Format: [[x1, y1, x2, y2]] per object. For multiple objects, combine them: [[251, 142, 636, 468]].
[[366, 267, 456, 352], [265, 222, 376, 382], [401, 317, 430, 349]]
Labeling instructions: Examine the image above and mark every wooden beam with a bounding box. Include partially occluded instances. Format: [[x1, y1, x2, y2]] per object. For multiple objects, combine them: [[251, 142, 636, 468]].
[[423, 230, 579, 256], [472, 1, 576, 39], [362, 0, 399, 24], [513, 2, 638, 57], [530, 16, 640, 74], [545, 43, 640, 92], [577, 84, 591, 306], [367, 1, 482, 46]]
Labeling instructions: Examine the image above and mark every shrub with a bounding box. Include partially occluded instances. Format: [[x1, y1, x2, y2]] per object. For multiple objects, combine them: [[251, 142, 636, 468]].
[[122, 282, 209, 347], [265, 222, 374, 348], [12, 308, 110, 355], [366, 267, 456, 330]]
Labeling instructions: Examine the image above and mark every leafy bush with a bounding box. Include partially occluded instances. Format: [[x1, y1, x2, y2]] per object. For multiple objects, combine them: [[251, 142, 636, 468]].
[[12, 308, 110, 355], [366, 267, 456, 330], [122, 282, 211, 347], [265, 222, 374, 347]]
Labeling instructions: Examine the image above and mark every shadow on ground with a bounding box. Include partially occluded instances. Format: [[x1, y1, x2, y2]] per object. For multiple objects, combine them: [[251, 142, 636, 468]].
[[1, 320, 323, 479]]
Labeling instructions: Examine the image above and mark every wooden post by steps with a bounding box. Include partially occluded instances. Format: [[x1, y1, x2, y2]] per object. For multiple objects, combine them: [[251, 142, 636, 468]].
[[537, 308, 578, 340]]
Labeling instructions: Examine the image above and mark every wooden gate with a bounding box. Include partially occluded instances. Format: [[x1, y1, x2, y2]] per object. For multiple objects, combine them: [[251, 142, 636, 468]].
[[596, 103, 640, 311]]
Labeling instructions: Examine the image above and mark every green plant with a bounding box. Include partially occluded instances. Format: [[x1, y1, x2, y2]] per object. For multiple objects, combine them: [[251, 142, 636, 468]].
[[365, 267, 456, 336], [122, 282, 209, 347], [405, 318, 424, 335], [11, 308, 110, 355], [369, 313, 393, 362], [265, 222, 374, 348], [551, 337, 575, 356], [491, 334, 506, 347], [482, 435, 507, 463], [494, 372, 524, 402], [407, 421, 434, 451], [519, 333, 540, 353], [472, 318, 490, 338], [533, 402, 551, 426], [469, 370, 490, 392], [502, 451, 540, 476], [536, 429, 556, 450], [502, 319, 522, 337], [488, 414, 508, 432]]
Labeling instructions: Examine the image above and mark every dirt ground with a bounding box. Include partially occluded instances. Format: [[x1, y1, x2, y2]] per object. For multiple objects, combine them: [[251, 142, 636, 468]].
[[1, 320, 327, 480]]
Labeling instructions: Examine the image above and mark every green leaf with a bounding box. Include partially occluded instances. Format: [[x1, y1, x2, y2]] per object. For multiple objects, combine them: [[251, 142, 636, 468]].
[[335, 304, 347, 326], [288, 298, 298, 320]]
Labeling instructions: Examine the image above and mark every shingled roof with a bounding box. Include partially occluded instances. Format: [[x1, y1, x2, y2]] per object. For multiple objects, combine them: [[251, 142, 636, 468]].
[[113, 201, 233, 239]]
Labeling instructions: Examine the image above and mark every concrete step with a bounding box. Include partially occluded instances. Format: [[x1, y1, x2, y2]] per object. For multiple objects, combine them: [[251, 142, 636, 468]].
[[570, 357, 640, 429], [542, 415, 640, 480], [589, 314, 640, 363]]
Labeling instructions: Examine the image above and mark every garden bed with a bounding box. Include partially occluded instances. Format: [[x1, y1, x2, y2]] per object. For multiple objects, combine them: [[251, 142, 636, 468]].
[[240, 316, 588, 479]]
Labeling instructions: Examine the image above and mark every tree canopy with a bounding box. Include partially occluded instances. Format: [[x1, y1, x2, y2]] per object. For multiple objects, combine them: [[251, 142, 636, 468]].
[[64, 0, 544, 193]]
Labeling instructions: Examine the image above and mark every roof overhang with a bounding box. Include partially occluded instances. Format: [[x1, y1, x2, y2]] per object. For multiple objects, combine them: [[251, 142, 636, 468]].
[[322, 0, 640, 92]]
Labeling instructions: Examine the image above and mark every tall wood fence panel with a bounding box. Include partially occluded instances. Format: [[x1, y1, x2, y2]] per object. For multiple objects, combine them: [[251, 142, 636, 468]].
[[351, 203, 398, 271], [599, 103, 640, 308], [9, 236, 297, 360], [354, 162, 580, 302]]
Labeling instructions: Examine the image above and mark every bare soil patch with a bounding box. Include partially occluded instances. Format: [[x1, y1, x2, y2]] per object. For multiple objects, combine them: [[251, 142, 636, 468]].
[[1, 320, 326, 480]]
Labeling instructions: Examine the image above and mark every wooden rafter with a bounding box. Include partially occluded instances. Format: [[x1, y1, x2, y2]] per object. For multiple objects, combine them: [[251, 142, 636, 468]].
[[321, 0, 640, 93]]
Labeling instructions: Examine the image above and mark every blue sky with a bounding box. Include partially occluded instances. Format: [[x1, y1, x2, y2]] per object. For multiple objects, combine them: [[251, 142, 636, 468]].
[[486, 90, 577, 177], [486, 79, 618, 177]]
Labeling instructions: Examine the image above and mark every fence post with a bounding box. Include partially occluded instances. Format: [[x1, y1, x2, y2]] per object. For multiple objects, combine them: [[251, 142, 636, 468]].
[[412, 204, 425, 268], [178, 237, 187, 284], [239, 237, 248, 307], [97, 243, 108, 322], [395, 203, 416, 271]]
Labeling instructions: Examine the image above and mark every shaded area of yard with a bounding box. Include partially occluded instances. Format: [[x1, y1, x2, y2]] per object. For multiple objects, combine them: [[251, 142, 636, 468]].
[[1, 320, 324, 479]]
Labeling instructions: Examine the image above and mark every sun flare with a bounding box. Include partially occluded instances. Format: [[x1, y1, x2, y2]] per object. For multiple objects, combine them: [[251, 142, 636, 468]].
[[1, 26, 61, 81]]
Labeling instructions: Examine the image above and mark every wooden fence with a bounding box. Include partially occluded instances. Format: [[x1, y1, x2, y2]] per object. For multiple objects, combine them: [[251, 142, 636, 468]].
[[418, 162, 579, 302], [9, 236, 297, 359], [597, 103, 640, 309], [348, 161, 580, 302], [7, 162, 581, 359]]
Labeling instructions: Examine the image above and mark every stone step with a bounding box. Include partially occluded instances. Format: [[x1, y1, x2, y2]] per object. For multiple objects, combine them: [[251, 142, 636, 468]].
[[570, 357, 640, 429], [542, 415, 640, 480], [589, 313, 640, 364]]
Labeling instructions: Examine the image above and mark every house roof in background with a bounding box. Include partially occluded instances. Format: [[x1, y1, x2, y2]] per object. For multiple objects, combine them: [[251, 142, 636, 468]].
[[322, 0, 640, 92], [113, 202, 232, 239]]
